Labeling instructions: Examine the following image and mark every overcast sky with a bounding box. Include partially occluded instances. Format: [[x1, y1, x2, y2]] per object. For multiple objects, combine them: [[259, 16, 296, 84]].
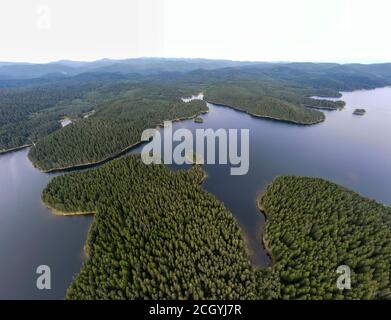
[[0, 0, 390, 63]]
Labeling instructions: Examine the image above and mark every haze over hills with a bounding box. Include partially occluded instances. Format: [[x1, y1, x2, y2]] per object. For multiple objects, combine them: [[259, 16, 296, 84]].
[[0, 58, 257, 80], [2, 55, 391, 300], [3, 57, 391, 165], [1, 58, 391, 83], [3, 0, 391, 301]]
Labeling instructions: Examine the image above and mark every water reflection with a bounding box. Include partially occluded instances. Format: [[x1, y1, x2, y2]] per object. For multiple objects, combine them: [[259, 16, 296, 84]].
[[1, 87, 390, 299]]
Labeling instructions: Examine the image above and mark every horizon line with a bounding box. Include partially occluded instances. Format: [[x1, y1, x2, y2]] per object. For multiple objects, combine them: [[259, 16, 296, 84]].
[[1, 56, 391, 65]]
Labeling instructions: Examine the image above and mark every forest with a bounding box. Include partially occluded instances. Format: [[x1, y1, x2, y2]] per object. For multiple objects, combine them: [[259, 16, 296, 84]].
[[0, 74, 131, 152], [259, 176, 391, 300], [0, 84, 80, 151], [25, 76, 337, 170], [3, 59, 391, 300], [42, 155, 279, 300], [2, 60, 391, 169], [28, 95, 207, 171], [42, 159, 391, 300], [204, 84, 327, 125]]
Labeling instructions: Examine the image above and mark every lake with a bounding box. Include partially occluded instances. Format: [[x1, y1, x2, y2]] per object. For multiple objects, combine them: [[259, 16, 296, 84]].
[[0, 149, 92, 299], [1, 87, 391, 298]]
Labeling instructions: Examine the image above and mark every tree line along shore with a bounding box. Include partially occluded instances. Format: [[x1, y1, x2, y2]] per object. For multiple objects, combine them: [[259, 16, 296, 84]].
[[3, 61, 381, 172], [42, 154, 391, 300]]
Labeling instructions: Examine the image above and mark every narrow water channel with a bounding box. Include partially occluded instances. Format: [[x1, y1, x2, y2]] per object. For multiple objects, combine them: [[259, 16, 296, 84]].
[[1, 87, 391, 298]]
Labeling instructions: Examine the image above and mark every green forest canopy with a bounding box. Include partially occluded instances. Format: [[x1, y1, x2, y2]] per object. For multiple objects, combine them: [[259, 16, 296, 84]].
[[4, 60, 389, 169], [259, 176, 391, 300], [42, 155, 279, 300], [0, 74, 133, 152], [42, 155, 391, 300], [28, 95, 207, 171], [25, 77, 338, 171]]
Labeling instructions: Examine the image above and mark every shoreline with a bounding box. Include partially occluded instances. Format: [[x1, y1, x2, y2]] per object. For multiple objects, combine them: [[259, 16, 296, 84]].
[[42, 200, 96, 216], [255, 181, 277, 266], [5, 85, 390, 169], [304, 105, 342, 111], [195, 167, 261, 267], [43, 161, 208, 258], [0, 144, 32, 156], [9, 95, 328, 170], [206, 100, 325, 126], [253, 175, 391, 269], [30, 109, 210, 173], [256, 200, 274, 265], [34, 139, 147, 174]]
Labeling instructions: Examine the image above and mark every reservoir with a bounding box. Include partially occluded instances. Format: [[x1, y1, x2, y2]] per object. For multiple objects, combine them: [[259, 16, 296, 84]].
[[1, 87, 391, 298], [0, 149, 92, 299], [139, 87, 391, 265]]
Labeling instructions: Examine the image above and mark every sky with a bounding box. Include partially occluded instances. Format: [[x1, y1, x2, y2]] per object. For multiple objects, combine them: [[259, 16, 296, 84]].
[[0, 0, 391, 63]]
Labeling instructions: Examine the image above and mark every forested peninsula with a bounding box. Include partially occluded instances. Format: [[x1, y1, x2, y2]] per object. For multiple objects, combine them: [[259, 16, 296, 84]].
[[28, 94, 208, 172], [24, 79, 335, 171], [42, 155, 279, 299], [2, 60, 390, 171], [204, 85, 327, 125], [43, 158, 391, 300], [259, 176, 391, 300]]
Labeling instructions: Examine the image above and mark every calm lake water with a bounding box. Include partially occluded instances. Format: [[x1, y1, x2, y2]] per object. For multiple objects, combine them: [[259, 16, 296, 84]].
[[1, 87, 391, 298], [0, 149, 92, 299]]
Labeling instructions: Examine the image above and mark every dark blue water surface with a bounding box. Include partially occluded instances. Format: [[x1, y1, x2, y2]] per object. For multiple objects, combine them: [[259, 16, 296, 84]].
[[0, 149, 92, 299], [1, 87, 391, 298]]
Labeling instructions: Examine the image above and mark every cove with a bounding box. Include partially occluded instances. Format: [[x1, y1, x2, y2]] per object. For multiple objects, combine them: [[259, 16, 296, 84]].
[[0, 149, 92, 299], [132, 87, 391, 265], [1, 87, 391, 298]]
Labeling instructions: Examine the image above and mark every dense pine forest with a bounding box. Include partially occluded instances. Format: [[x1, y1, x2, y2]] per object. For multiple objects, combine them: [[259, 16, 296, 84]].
[[4, 61, 391, 301], [28, 95, 207, 171], [0, 74, 133, 152], [204, 84, 327, 124], [42, 159, 391, 300], [0, 83, 86, 151], [2, 59, 391, 169], [259, 176, 391, 300], [42, 155, 279, 299]]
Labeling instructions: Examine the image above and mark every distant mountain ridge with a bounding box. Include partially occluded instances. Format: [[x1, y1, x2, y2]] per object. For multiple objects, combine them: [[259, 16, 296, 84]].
[[1, 58, 391, 91], [0, 58, 256, 80], [2, 57, 391, 168]]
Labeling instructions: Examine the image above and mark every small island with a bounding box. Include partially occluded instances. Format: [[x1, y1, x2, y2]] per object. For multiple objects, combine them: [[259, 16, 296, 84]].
[[194, 117, 204, 123], [353, 108, 366, 116]]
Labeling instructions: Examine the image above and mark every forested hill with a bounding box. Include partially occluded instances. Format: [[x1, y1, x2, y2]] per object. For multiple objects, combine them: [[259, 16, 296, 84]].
[[2, 58, 391, 84], [42, 155, 279, 299], [0, 74, 132, 153], [259, 176, 391, 300], [42, 157, 391, 300], [28, 95, 208, 171], [0, 58, 255, 80], [2, 60, 391, 169]]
